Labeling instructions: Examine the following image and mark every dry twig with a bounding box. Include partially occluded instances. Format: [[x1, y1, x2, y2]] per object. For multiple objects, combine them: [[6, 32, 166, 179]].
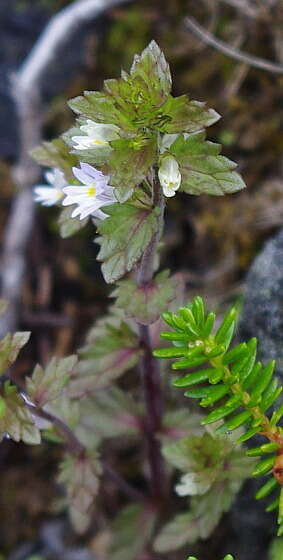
[[185, 15, 283, 74], [0, 0, 130, 337], [217, 0, 261, 18]]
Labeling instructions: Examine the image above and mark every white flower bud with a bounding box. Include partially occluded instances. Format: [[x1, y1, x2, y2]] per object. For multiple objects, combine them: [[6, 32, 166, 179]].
[[175, 472, 211, 496], [72, 120, 120, 151], [158, 155, 181, 198]]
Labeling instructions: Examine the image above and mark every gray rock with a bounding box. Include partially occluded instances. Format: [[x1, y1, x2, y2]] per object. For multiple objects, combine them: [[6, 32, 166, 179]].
[[224, 228, 283, 560], [239, 227, 283, 374]]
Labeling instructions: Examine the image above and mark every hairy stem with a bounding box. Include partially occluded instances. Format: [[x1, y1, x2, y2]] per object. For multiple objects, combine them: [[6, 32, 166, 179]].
[[138, 325, 164, 500], [137, 169, 165, 500]]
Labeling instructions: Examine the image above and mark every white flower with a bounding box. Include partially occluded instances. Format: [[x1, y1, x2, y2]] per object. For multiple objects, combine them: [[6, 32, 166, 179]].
[[158, 155, 181, 198], [33, 168, 66, 206], [175, 472, 211, 497], [62, 163, 116, 220], [72, 119, 120, 151]]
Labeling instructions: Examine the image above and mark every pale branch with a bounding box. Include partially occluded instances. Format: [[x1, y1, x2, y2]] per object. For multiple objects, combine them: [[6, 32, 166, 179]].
[[184, 15, 283, 74], [0, 0, 131, 337], [217, 0, 263, 18], [18, 0, 131, 94]]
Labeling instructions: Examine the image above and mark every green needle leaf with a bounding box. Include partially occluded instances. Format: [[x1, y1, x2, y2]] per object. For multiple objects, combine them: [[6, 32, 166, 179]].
[[252, 456, 275, 477]]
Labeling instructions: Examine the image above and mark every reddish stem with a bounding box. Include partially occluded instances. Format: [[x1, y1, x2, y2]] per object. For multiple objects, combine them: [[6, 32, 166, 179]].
[[137, 169, 165, 501]]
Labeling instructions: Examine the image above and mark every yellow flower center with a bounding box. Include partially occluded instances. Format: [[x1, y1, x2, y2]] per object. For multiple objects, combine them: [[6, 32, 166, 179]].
[[165, 180, 175, 188], [92, 139, 107, 146], [87, 184, 97, 196]]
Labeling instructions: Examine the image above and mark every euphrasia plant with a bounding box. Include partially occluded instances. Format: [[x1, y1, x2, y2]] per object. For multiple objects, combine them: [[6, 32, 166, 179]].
[[2, 41, 250, 556], [154, 296, 283, 536]]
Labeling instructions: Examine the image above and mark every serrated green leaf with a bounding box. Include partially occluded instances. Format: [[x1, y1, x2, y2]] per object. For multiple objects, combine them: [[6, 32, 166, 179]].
[[57, 451, 101, 534], [157, 96, 220, 134], [130, 40, 172, 105], [162, 433, 225, 488], [162, 408, 204, 440], [153, 512, 199, 552], [170, 132, 245, 196], [68, 90, 128, 130], [96, 202, 159, 283], [69, 313, 141, 396], [58, 207, 88, 238], [159, 428, 251, 551], [0, 382, 40, 444], [190, 481, 239, 540], [31, 138, 78, 181], [75, 387, 142, 447], [47, 394, 80, 433], [26, 355, 77, 407], [0, 331, 30, 375], [110, 504, 156, 560], [113, 270, 176, 325], [108, 137, 156, 198]]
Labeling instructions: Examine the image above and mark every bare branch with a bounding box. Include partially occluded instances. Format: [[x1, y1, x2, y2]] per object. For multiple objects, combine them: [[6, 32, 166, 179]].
[[217, 0, 261, 18], [0, 0, 130, 337], [184, 15, 283, 74], [217, 0, 278, 19]]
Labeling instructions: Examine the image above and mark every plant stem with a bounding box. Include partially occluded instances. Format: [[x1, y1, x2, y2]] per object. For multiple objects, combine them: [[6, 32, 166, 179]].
[[137, 168, 165, 501], [26, 402, 85, 455], [103, 463, 144, 501], [138, 324, 164, 500], [26, 402, 143, 501]]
